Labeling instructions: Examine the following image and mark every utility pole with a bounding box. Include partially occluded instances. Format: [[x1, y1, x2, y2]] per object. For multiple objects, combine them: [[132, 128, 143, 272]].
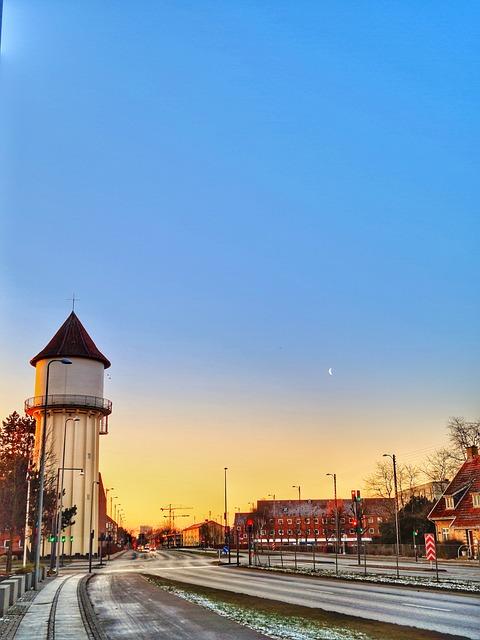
[[327, 473, 339, 574], [383, 453, 401, 578], [224, 467, 231, 563]]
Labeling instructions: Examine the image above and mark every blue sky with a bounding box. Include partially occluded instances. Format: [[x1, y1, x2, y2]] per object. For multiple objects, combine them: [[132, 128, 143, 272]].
[[1, 1, 479, 522]]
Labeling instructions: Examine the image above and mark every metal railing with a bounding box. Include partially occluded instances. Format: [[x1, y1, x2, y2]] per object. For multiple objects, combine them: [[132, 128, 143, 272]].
[[25, 394, 112, 415]]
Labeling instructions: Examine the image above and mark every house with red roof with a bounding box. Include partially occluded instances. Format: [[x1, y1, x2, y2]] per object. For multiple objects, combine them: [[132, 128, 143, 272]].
[[428, 445, 480, 556]]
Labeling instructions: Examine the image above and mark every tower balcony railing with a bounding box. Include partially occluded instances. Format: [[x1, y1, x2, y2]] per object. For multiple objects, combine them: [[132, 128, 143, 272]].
[[25, 394, 112, 416]]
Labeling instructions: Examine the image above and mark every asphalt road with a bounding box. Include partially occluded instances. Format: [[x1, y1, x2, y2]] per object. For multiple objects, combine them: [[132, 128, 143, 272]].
[[101, 549, 480, 639], [88, 572, 267, 639]]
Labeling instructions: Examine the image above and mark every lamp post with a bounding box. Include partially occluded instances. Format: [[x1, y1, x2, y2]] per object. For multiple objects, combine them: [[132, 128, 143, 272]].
[[89, 478, 100, 573], [105, 487, 114, 517], [55, 467, 83, 572], [115, 503, 121, 543], [292, 485, 301, 502], [53, 416, 80, 573], [326, 473, 339, 574], [33, 357, 72, 590], [111, 495, 118, 524], [224, 467, 230, 563], [383, 453, 400, 578]]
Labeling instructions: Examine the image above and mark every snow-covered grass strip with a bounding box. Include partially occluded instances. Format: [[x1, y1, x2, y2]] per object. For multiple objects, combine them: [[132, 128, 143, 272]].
[[155, 582, 371, 640], [252, 565, 480, 593]]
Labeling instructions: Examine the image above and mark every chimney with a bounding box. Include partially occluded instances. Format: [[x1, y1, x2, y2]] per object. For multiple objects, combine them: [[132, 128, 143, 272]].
[[466, 445, 479, 460]]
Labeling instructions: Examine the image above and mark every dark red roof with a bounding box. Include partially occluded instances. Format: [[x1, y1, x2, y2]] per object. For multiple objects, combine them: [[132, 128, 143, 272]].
[[429, 454, 480, 528], [30, 312, 111, 369]]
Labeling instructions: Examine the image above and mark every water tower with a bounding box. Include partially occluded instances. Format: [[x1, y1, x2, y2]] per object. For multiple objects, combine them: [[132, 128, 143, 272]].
[[25, 311, 112, 556]]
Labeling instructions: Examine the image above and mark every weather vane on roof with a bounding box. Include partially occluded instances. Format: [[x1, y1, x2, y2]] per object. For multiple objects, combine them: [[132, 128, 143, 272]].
[[66, 293, 79, 312]]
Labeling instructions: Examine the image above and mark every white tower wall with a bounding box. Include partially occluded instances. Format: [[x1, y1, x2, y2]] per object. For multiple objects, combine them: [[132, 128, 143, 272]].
[[30, 357, 106, 556], [34, 357, 104, 398]]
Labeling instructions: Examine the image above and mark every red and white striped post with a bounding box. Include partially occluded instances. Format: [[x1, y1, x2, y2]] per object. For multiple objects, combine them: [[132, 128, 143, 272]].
[[425, 532, 439, 582]]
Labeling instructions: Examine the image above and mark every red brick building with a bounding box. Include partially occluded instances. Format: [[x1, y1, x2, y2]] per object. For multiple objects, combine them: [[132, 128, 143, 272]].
[[233, 497, 392, 545], [429, 445, 480, 556]]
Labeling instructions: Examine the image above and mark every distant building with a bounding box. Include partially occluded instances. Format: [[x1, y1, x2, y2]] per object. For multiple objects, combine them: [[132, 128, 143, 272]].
[[429, 446, 480, 555], [182, 520, 225, 547], [139, 525, 153, 534], [233, 498, 392, 545], [400, 480, 450, 504]]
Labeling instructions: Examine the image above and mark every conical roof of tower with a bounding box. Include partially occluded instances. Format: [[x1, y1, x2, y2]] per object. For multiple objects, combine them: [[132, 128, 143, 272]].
[[30, 311, 111, 369]]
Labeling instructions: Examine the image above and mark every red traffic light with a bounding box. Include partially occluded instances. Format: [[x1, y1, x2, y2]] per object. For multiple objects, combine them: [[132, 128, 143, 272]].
[[246, 518, 254, 526]]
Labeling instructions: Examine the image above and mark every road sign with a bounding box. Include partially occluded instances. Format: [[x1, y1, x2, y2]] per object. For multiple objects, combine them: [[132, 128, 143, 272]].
[[222, 545, 229, 554], [425, 533, 436, 560]]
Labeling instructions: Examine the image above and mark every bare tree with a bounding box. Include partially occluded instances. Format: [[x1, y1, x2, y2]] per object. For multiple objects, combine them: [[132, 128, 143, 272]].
[[423, 447, 460, 483], [364, 461, 395, 500], [447, 417, 480, 459], [364, 461, 420, 508]]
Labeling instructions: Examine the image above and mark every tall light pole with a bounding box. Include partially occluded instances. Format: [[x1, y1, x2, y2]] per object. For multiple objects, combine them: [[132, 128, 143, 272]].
[[53, 416, 80, 572], [105, 487, 114, 517], [115, 503, 121, 543], [383, 453, 400, 578], [34, 357, 72, 589], [111, 495, 118, 522], [89, 478, 99, 573], [224, 467, 230, 563], [326, 473, 339, 574], [224, 467, 228, 527], [292, 485, 301, 502], [55, 467, 83, 573]]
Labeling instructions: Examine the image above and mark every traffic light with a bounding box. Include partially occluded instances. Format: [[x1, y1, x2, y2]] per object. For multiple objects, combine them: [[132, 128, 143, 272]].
[[48, 535, 56, 543], [70, 536, 74, 542], [246, 518, 254, 533], [61, 535, 66, 543], [413, 530, 418, 537]]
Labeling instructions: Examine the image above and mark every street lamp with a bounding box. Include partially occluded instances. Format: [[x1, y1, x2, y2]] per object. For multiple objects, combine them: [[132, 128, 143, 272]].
[[326, 473, 339, 574], [34, 357, 72, 589], [111, 495, 118, 522], [292, 485, 301, 501], [383, 453, 400, 578], [53, 416, 80, 572], [224, 467, 230, 563], [105, 487, 114, 517], [89, 478, 100, 573], [55, 466, 83, 572]]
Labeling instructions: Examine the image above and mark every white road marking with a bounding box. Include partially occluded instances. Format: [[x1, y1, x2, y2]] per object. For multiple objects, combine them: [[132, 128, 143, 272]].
[[402, 604, 451, 612]]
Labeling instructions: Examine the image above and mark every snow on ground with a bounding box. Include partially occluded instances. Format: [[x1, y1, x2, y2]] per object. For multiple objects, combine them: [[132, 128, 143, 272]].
[[158, 584, 372, 640], [253, 565, 480, 593]]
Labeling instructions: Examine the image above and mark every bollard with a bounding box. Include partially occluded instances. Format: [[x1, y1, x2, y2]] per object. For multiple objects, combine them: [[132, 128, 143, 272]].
[[10, 575, 25, 597], [0, 585, 11, 617], [25, 573, 32, 591], [1, 580, 18, 606]]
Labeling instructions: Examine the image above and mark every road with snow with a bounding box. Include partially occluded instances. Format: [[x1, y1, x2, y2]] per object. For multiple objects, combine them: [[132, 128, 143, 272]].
[[93, 549, 480, 639]]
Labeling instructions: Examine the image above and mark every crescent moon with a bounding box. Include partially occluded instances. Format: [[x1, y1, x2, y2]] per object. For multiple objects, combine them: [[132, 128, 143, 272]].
[[328, 368, 333, 376]]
